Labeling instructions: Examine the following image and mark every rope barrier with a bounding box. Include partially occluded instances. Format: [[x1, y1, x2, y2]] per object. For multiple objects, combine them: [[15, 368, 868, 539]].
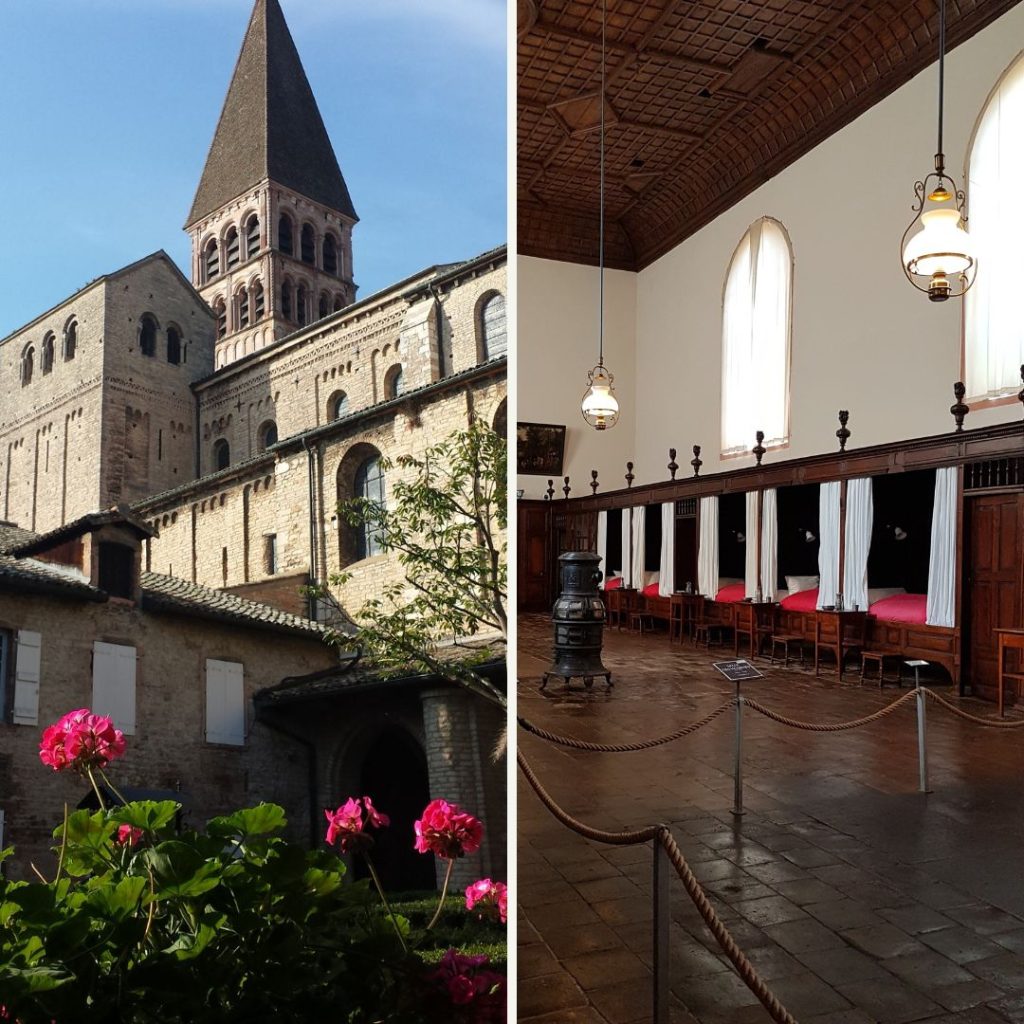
[[743, 688, 919, 732], [923, 687, 1024, 727], [517, 750, 797, 1024], [518, 698, 736, 752]]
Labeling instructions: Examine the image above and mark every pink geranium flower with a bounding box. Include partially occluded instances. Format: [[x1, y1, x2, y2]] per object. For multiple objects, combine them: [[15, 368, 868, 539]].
[[414, 799, 483, 859], [431, 949, 505, 1020], [324, 796, 389, 854], [465, 878, 508, 924], [39, 709, 126, 773], [115, 824, 144, 848]]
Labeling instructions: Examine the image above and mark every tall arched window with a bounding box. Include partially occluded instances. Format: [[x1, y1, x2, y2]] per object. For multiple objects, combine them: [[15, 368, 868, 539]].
[[721, 218, 792, 456], [479, 292, 507, 359], [64, 319, 77, 361], [278, 213, 294, 256], [166, 325, 182, 365], [204, 238, 220, 281], [214, 298, 227, 339], [244, 214, 260, 259], [333, 293, 345, 312], [354, 455, 385, 559], [139, 314, 158, 357], [237, 286, 250, 329], [252, 281, 265, 321], [213, 439, 230, 471], [329, 391, 349, 419], [225, 226, 240, 269], [383, 364, 404, 400], [318, 292, 329, 320], [965, 54, 1024, 399], [281, 281, 293, 321], [21, 345, 34, 386], [296, 285, 309, 326], [41, 333, 55, 375], [300, 223, 316, 264], [257, 420, 278, 451], [323, 233, 338, 275]]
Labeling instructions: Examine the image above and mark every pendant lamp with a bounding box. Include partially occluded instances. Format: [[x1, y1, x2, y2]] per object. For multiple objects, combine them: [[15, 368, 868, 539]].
[[901, 0, 976, 301], [581, 0, 620, 430]]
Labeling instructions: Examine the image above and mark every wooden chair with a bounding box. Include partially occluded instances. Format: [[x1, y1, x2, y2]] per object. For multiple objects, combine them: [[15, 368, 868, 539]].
[[860, 650, 899, 687], [770, 634, 805, 667]]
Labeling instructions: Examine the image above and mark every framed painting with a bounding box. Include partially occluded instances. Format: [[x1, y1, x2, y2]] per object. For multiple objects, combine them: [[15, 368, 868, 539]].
[[516, 422, 566, 476]]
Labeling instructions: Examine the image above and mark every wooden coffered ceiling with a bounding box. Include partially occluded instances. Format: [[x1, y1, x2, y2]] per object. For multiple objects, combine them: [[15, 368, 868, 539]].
[[518, 0, 1022, 271]]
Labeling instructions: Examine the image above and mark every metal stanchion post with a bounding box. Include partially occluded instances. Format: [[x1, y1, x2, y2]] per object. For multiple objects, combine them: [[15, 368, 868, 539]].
[[916, 686, 931, 794], [653, 836, 670, 1024], [733, 680, 744, 817]]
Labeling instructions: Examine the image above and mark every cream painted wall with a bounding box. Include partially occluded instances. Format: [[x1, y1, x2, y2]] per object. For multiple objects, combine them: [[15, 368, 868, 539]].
[[517, 257, 636, 499], [633, 5, 1024, 485]]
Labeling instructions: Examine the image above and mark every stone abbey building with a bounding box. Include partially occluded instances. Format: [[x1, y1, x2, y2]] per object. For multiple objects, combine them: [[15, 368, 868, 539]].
[[0, 0, 506, 886]]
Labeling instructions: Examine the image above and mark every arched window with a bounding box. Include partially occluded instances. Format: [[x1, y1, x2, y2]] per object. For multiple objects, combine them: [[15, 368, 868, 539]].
[[353, 455, 385, 559], [213, 439, 230, 471], [252, 281, 265, 321], [139, 314, 158, 357], [64, 319, 77, 361], [479, 292, 507, 359], [300, 223, 315, 264], [281, 281, 293, 321], [329, 391, 349, 419], [383, 364, 404, 400], [721, 218, 792, 456], [214, 298, 227, 339], [237, 286, 250, 329], [41, 333, 55, 375], [225, 227, 241, 269], [296, 285, 308, 327], [333, 293, 344, 312], [167, 325, 182, 365], [278, 213, 294, 256], [204, 238, 220, 281], [21, 345, 34, 386], [323, 233, 338, 275], [257, 420, 278, 451], [244, 214, 260, 259], [965, 54, 1024, 399], [318, 292, 329, 320], [493, 398, 507, 438]]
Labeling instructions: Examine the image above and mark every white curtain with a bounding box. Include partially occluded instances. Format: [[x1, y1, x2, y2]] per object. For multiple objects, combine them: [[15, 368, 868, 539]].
[[761, 488, 778, 601], [698, 496, 719, 598], [721, 218, 792, 454], [597, 510, 608, 582], [659, 503, 676, 596], [631, 506, 646, 590], [818, 481, 841, 609], [620, 510, 632, 587], [966, 54, 1024, 398], [843, 478, 873, 611], [745, 492, 759, 598], [927, 467, 958, 627]]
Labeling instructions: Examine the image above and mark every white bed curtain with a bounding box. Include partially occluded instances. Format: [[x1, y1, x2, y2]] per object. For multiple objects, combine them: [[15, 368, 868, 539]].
[[760, 488, 778, 601], [620, 511, 632, 587], [818, 481, 841, 609], [698, 496, 719, 598], [597, 510, 608, 582], [745, 492, 759, 598], [659, 503, 676, 596], [630, 506, 646, 590], [926, 467, 958, 627], [843, 478, 873, 611]]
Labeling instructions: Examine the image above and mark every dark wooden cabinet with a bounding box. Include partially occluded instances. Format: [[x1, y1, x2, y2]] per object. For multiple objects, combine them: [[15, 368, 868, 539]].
[[518, 502, 552, 613]]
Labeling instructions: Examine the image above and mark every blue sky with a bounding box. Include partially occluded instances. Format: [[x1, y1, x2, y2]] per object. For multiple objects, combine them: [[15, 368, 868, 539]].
[[0, 0, 506, 338]]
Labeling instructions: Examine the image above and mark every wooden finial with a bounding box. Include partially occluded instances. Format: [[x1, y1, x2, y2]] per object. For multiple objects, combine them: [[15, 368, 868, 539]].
[[753, 430, 766, 467], [590, 470, 599, 494], [562, 475, 571, 499], [691, 444, 702, 477], [625, 461, 635, 488], [545, 479, 555, 501], [836, 410, 851, 451], [951, 382, 969, 433], [668, 448, 678, 480]]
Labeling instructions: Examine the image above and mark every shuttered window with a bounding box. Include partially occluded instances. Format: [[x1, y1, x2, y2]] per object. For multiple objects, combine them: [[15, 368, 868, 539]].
[[12, 630, 41, 726], [205, 659, 245, 746], [92, 641, 137, 735]]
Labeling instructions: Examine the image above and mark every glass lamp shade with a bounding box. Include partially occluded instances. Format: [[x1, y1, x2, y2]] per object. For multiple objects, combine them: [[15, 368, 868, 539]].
[[581, 363, 619, 430], [903, 205, 975, 300]]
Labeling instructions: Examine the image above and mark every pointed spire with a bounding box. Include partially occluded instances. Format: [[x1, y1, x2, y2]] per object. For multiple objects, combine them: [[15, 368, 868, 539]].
[[186, 0, 357, 228]]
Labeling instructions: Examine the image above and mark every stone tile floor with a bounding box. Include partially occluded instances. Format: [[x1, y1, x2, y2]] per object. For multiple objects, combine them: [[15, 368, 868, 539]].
[[517, 615, 1024, 1023]]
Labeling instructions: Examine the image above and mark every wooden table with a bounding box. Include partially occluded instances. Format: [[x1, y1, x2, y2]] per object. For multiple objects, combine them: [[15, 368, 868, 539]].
[[733, 601, 777, 658], [670, 592, 703, 644], [605, 588, 637, 631], [815, 610, 869, 681], [996, 628, 1024, 717]]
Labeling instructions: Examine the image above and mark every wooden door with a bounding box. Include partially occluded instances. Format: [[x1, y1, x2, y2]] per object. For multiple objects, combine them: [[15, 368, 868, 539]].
[[674, 517, 698, 593], [964, 493, 1024, 696], [518, 503, 551, 613]]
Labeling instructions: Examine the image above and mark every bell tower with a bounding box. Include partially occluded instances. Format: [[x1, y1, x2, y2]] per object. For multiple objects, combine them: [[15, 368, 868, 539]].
[[185, 0, 358, 369]]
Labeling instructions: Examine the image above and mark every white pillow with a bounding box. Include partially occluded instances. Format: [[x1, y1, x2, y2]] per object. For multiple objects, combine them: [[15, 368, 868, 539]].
[[785, 575, 819, 595], [643, 570, 660, 587], [718, 576, 742, 588], [868, 587, 907, 604]]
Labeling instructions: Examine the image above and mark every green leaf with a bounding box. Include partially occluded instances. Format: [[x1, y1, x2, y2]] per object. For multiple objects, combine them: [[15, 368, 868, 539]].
[[83, 875, 148, 919], [110, 799, 181, 833], [206, 803, 286, 840], [144, 842, 222, 899]]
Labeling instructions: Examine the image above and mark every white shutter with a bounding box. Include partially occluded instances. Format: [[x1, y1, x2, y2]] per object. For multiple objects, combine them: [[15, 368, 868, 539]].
[[205, 659, 245, 746], [13, 630, 42, 726], [92, 642, 136, 735]]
